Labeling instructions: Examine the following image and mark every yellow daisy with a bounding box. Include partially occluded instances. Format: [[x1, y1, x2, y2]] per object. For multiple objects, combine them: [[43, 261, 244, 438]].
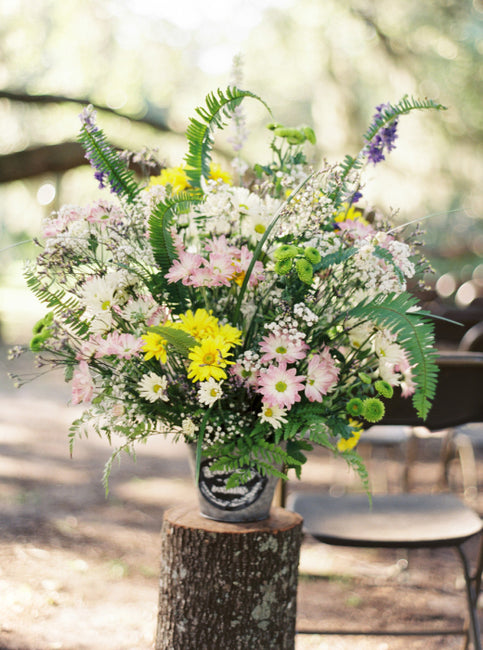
[[187, 336, 234, 382], [176, 308, 219, 342], [147, 165, 190, 194], [217, 322, 243, 346], [141, 332, 168, 364], [337, 419, 364, 452], [334, 204, 369, 225], [209, 162, 232, 185]]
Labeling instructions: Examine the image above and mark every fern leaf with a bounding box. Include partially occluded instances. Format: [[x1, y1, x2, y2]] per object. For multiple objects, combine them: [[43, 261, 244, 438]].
[[184, 86, 271, 188], [318, 246, 356, 270], [330, 97, 446, 208], [148, 191, 202, 310], [78, 121, 139, 201], [25, 270, 89, 337], [363, 96, 446, 143], [349, 292, 439, 419]]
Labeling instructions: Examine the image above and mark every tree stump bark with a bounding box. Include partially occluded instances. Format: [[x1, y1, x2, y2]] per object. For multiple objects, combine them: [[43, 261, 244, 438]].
[[156, 505, 303, 650]]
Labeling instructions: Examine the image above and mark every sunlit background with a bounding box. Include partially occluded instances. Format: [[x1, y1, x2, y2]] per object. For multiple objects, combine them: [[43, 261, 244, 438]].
[[1, 0, 482, 344]]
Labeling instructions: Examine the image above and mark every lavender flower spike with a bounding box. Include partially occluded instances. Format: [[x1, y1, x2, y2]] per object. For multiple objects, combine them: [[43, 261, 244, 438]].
[[365, 103, 399, 165], [79, 104, 98, 131], [79, 105, 110, 190]]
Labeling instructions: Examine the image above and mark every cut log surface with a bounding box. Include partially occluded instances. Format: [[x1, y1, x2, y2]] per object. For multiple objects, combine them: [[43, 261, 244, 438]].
[[156, 505, 303, 650]]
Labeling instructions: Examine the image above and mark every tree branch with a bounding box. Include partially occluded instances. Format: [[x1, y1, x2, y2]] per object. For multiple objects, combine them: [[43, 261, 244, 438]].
[[0, 141, 160, 183], [0, 89, 171, 132]]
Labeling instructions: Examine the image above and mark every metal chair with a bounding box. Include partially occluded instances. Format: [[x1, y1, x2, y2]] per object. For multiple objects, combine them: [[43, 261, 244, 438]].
[[438, 322, 483, 498], [288, 351, 483, 648]]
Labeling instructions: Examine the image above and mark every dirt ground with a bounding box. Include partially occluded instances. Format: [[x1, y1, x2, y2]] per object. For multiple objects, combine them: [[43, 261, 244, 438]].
[[1, 346, 482, 650]]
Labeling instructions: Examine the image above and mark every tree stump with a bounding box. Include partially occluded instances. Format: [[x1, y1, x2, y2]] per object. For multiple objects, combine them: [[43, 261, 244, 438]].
[[156, 505, 303, 650]]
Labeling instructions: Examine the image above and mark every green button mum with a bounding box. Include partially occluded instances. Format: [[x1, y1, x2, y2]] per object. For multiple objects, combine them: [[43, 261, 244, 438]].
[[274, 244, 299, 261], [346, 398, 364, 417], [362, 397, 385, 423], [374, 380, 394, 399], [296, 258, 313, 284], [274, 258, 293, 275], [304, 247, 321, 265]]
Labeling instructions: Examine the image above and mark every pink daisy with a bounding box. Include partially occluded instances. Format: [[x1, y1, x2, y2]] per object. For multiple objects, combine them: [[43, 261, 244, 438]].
[[336, 219, 375, 240], [305, 348, 340, 402], [204, 235, 239, 257], [395, 351, 416, 398], [232, 246, 265, 287], [202, 252, 235, 287], [257, 362, 305, 410], [259, 331, 309, 364], [165, 251, 204, 285], [99, 332, 145, 359], [71, 361, 94, 404], [77, 334, 105, 360]]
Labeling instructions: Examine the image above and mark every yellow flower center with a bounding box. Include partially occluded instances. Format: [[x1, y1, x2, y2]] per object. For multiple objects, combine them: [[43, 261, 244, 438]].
[[275, 345, 287, 354], [202, 351, 217, 365], [275, 381, 287, 393]]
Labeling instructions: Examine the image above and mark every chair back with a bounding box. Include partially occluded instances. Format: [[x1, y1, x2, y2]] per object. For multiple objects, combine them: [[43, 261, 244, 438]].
[[382, 351, 483, 431]]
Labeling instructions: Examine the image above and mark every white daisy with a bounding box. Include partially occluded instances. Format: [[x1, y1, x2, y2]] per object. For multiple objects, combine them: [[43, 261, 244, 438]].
[[198, 378, 223, 406], [182, 417, 198, 438], [137, 372, 169, 402], [259, 403, 288, 429]]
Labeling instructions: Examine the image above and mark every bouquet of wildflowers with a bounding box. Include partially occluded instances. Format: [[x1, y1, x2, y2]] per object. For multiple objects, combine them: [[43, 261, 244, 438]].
[[17, 87, 445, 488]]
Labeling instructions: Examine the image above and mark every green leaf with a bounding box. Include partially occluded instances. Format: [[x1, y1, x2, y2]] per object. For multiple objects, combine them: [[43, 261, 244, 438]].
[[184, 86, 271, 188], [148, 325, 196, 356]]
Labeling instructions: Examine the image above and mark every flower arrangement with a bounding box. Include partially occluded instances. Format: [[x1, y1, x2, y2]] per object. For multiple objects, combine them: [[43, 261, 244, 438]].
[[15, 86, 445, 490]]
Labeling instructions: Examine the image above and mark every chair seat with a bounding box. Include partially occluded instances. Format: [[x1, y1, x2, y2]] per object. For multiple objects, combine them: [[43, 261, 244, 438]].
[[288, 492, 483, 549], [361, 425, 411, 446]]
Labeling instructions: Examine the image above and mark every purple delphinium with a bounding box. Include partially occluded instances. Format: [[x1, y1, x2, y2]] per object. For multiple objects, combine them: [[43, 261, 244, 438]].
[[365, 103, 399, 165], [79, 105, 99, 132], [79, 105, 117, 193], [350, 190, 363, 204]]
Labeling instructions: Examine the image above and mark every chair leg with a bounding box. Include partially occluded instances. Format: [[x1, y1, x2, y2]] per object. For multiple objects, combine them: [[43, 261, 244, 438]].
[[439, 428, 456, 490], [455, 434, 478, 501], [456, 537, 483, 650]]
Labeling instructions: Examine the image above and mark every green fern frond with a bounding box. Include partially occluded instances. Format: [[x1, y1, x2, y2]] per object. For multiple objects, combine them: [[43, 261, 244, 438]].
[[25, 270, 89, 337], [339, 448, 371, 498], [78, 123, 139, 201], [373, 246, 405, 284], [349, 292, 439, 419], [330, 97, 445, 209], [148, 191, 202, 310], [184, 86, 271, 188], [318, 247, 357, 270], [338, 153, 364, 177], [363, 96, 447, 143]]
